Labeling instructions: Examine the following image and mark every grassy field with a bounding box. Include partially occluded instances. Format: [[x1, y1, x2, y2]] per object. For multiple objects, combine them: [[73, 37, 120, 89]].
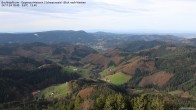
[[63, 66, 90, 78], [40, 82, 70, 99], [104, 72, 131, 85], [99, 66, 114, 77]]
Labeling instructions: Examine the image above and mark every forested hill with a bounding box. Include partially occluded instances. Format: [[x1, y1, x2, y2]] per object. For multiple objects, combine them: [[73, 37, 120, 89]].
[[0, 35, 196, 109], [0, 30, 93, 44], [0, 30, 183, 50], [0, 43, 97, 70]]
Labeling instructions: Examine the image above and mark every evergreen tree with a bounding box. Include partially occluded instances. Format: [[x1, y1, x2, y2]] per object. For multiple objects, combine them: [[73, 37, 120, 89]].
[[104, 93, 128, 110], [131, 96, 146, 110], [94, 94, 106, 110], [74, 96, 82, 110]]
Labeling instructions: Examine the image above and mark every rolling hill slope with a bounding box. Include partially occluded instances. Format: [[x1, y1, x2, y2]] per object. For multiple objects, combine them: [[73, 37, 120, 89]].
[[1, 39, 196, 109]]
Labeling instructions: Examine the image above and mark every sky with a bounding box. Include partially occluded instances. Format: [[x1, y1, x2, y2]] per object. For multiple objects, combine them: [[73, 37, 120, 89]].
[[0, 0, 196, 33]]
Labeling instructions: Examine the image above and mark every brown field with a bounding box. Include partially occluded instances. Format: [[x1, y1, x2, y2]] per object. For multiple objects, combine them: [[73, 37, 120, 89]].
[[77, 87, 94, 98], [114, 56, 141, 75], [82, 54, 111, 68], [114, 56, 155, 75], [139, 71, 173, 87], [111, 55, 122, 65]]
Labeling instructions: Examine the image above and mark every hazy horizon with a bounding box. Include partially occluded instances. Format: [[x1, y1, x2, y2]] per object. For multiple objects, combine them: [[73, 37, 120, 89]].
[[1, 29, 196, 35]]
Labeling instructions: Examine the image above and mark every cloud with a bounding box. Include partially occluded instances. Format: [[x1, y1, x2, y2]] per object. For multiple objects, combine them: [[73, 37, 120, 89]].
[[0, 0, 196, 33], [1, 0, 152, 15]]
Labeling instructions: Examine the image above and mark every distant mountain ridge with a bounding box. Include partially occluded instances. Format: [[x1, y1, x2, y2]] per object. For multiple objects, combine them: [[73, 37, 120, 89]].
[[2, 30, 196, 53], [0, 30, 94, 44], [0, 30, 183, 49]]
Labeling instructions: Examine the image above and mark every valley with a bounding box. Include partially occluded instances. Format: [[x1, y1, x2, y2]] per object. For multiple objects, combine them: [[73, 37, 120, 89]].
[[0, 31, 196, 110]]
